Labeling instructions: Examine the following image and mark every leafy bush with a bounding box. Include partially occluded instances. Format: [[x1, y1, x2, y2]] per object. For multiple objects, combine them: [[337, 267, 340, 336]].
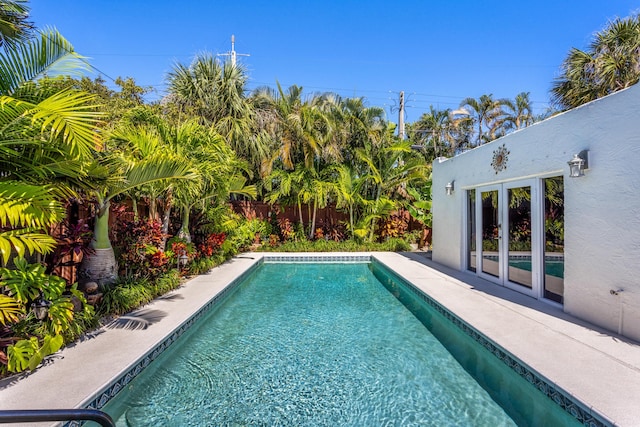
[[111, 218, 169, 278], [196, 233, 226, 258], [98, 278, 154, 316], [258, 238, 411, 252], [47, 218, 94, 277], [98, 269, 183, 317], [153, 270, 181, 295], [379, 211, 409, 239], [227, 218, 269, 252], [0, 259, 95, 374]]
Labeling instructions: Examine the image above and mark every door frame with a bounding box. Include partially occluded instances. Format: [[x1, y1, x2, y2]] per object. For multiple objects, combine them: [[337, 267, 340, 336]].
[[473, 179, 541, 299]]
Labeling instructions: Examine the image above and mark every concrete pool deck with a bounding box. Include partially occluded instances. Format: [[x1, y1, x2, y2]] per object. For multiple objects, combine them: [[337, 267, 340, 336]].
[[0, 252, 639, 426]]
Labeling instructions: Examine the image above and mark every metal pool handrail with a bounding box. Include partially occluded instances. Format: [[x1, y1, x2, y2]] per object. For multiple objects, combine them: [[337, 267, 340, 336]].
[[0, 408, 115, 427]]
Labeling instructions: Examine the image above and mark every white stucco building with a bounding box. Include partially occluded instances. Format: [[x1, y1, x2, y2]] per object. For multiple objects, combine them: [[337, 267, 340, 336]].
[[431, 83, 640, 342]]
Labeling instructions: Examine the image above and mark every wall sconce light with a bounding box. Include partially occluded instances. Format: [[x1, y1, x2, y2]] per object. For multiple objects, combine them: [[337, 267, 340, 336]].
[[445, 181, 454, 195], [568, 150, 589, 177]]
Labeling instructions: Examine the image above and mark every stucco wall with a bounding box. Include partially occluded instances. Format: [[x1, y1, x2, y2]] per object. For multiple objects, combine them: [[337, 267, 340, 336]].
[[432, 84, 640, 341]]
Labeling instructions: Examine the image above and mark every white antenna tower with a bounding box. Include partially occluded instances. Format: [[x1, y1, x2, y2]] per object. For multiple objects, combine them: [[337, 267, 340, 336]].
[[217, 35, 250, 66]]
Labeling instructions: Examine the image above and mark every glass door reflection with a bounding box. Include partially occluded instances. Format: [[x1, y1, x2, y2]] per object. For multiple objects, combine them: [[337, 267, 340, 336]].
[[481, 189, 500, 277], [467, 190, 476, 272], [506, 186, 532, 288], [544, 176, 564, 303]]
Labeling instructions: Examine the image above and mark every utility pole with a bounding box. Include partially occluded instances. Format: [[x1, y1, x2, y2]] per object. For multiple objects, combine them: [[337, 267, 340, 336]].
[[398, 91, 405, 140], [217, 35, 250, 66]]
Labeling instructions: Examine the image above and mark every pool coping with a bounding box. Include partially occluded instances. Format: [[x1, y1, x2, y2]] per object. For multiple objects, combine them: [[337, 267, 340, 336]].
[[0, 252, 639, 426], [371, 257, 606, 426]]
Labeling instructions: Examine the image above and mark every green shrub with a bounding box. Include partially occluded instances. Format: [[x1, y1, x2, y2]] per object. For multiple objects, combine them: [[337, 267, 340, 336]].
[[258, 238, 411, 252], [153, 270, 181, 295], [187, 257, 217, 275], [98, 278, 153, 316]]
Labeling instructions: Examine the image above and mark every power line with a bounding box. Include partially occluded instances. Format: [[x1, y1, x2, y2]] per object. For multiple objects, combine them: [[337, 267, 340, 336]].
[[38, 29, 118, 83]]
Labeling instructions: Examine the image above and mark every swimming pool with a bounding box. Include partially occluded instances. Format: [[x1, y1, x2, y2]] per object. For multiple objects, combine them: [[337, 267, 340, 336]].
[[96, 260, 585, 426]]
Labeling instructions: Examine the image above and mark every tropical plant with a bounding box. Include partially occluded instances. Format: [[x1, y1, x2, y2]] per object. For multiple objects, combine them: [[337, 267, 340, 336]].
[[167, 55, 268, 173], [0, 29, 100, 266], [356, 133, 429, 241], [78, 132, 200, 285], [408, 106, 461, 160], [457, 94, 505, 146], [257, 83, 333, 174], [0, 25, 102, 368], [551, 14, 640, 110], [406, 182, 432, 229], [331, 164, 363, 239], [0, 258, 91, 373], [0, 0, 33, 50], [500, 92, 534, 132]]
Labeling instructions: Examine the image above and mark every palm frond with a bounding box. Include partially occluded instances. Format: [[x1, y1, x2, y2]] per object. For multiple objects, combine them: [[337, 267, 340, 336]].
[[0, 28, 89, 95], [0, 229, 56, 264], [108, 157, 200, 202], [31, 89, 102, 158], [0, 181, 65, 228]]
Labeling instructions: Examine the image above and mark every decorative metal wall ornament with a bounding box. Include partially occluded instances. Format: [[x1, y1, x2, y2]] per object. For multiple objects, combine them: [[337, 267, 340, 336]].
[[491, 144, 510, 174]]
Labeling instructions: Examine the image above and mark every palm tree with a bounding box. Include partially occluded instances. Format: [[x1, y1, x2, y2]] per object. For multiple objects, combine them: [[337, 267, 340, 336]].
[[331, 164, 362, 239], [78, 132, 200, 285], [458, 94, 504, 146], [166, 54, 268, 173], [0, 26, 102, 372], [356, 132, 429, 241], [501, 92, 534, 131], [0, 0, 33, 50], [263, 168, 303, 226], [319, 94, 385, 166], [171, 123, 256, 243], [408, 106, 460, 160], [551, 15, 640, 110], [0, 30, 99, 265]]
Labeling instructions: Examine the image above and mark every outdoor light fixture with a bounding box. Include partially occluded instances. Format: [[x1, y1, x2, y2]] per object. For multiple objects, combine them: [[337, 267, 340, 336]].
[[31, 299, 50, 321], [179, 253, 189, 267], [445, 181, 454, 195], [568, 150, 589, 177]]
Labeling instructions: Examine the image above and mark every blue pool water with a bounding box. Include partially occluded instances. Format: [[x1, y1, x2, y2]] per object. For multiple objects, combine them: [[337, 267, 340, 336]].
[[101, 262, 580, 426]]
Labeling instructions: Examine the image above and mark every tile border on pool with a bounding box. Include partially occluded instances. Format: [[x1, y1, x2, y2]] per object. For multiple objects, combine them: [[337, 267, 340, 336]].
[[371, 259, 610, 427], [74, 254, 607, 427], [77, 255, 374, 418], [72, 259, 264, 425], [263, 254, 371, 263]]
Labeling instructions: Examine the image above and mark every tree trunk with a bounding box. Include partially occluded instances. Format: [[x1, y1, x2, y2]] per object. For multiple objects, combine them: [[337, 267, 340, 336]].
[[78, 200, 118, 286], [78, 248, 118, 287], [177, 205, 191, 243], [369, 186, 382, 242], [306, 203, 312, 238], [149, 197, 158, 221], [349, 204, 354, 239], [91, 200, 111, 250], [309, 199, 317, 240], [298, 199, 304, 236], [161, 204, 172, 249], [132, 198, 139, 221]]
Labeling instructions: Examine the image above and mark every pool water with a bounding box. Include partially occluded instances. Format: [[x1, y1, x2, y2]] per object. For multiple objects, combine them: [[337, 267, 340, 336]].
[[101, 262, 579, 426]]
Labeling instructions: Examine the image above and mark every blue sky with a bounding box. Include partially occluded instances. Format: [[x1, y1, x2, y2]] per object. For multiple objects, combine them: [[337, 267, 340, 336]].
[[30, 0, 640, 123]]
